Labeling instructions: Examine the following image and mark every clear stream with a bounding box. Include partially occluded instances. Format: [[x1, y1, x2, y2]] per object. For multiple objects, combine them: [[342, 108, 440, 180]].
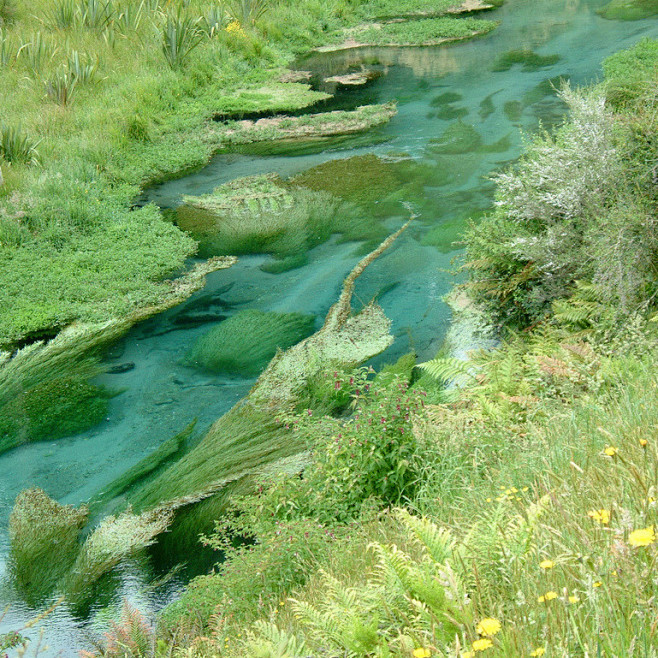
[[2, 0, 658, 653]]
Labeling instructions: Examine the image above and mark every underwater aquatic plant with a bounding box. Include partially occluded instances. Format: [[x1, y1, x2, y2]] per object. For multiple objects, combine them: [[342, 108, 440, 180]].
[[185, 309, 315, 376]]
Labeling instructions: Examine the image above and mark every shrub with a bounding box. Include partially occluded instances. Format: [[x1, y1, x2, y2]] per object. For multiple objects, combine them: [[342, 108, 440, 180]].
[[185, 309, 316, 376], [45, 69, 78, 105]]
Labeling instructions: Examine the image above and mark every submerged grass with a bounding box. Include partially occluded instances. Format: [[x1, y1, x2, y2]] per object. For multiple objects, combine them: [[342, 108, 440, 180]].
[[185, 309, 316, 376]]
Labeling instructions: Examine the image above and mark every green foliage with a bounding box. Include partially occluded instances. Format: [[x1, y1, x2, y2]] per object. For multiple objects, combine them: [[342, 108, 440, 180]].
[[0, 123, 40, 164], [492, 48, 560, 72], [228, 0, 270, 26], [598, 0, 658, 20], [45, 69, 78, 105], [355, 16, 497, 46], [0, 375, 111, 454], [0, 0, 16, 26], [185, 309, 315, 376], [161, 10, 203, 69]]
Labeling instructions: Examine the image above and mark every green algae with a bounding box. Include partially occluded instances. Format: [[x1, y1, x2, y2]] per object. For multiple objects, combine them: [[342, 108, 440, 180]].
[[0, 376, 112, 454], [428, 121, 483, 154], [598, 0, 658, 20], [522, 75, 568, 106], [430, 91, 464, 106], [185, 310, 316, 376], [504, 100, 524, 121], [479, 91, 499, 120], [433, 105, 469, 120], [492, 49, 560, 72]]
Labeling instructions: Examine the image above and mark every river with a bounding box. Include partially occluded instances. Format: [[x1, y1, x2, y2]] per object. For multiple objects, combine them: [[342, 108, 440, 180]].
[[1, 0, 657, 653]]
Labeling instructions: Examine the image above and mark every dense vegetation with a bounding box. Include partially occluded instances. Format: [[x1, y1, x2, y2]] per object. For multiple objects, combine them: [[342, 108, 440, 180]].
[[0, 0, 494, 349], [74, 37, 658, 658]]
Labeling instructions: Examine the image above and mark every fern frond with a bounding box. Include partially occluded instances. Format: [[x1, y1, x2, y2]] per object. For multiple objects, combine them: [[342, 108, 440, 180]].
[[417, 357, 477, 387]]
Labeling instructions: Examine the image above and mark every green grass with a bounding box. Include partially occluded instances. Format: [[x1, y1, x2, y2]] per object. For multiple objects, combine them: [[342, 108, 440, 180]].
[[0, 375, 112, 454], [0, 0, 497, 352], [184, 309, 316, 376], [598, 0, 658, 20], [354, 16, 498, 46]]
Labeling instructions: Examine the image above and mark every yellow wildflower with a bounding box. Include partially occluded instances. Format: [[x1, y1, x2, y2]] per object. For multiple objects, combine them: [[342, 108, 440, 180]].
[[604, 446, 618, 457], [530, 649, 546, 657], [462, 653, 475, 658], [568, 595, 580, 603], [225, 20, 246, 36], [476, 618, 501, 637], [649, 496, 656, 504], [629, 525, 656, 547], [413, 649, 431, 658], [640, 438, 648, 447], [472, 638, 494, 652], [587, 509, 610, 524], [537, 591, 558, 603], [593, 581, 602, 588], [539, 559, 555, 570], [486, 498, 493, 503]]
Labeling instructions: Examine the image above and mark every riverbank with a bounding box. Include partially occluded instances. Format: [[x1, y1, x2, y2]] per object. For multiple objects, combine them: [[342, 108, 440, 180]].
[[0, 0, 497, 351], [143, 37, 658, 658]]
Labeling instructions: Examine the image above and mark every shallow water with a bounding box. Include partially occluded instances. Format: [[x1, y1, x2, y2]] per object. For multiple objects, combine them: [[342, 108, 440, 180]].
[[2, 0, 658, 653]]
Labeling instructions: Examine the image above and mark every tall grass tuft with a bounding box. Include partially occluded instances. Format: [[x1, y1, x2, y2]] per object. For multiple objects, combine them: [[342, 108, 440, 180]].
[[48, 0, 77, 29], [228, 0, 269, 25], [67, 49, 98, 84], [45, 69, 78, 105], [20, 32, 56, 75], [0, 27, 13, 65], [201, 5, 227, 37], [78, 0, 114, 30], [0, 124, 41, 165], [114, 0, 145, 34], [160, 10, 202, 69]]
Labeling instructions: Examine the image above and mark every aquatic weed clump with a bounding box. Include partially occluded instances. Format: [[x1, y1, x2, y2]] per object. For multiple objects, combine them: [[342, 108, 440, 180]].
[[9, 488, 88, 604], [0, 375, 111, 454], [177, 174, 365, 270], [185, 309, 316, 376]]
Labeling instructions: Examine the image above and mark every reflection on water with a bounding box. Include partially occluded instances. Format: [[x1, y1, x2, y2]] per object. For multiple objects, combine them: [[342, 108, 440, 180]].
[[2, 0, 658, 653]]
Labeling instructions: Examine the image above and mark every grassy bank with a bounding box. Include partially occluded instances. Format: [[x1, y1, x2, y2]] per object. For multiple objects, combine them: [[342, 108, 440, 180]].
[[70, 37, 658, 658], [0, 0, 497, 350]]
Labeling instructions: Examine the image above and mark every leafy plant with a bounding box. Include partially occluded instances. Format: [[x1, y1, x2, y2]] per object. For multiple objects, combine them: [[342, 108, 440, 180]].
[[78, 0, 114, 30], [0, 123, 41, 164], [227, 0, 269, 26], [67, 49, 98, 83], [160, 10, 202, 69], [45, 69, 78, 105], [48, 0, 77, 28], [20, 32, 56, 75]]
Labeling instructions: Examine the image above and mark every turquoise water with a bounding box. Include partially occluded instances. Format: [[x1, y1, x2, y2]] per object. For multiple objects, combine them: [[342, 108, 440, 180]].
[[2, 0, 658, 653]]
